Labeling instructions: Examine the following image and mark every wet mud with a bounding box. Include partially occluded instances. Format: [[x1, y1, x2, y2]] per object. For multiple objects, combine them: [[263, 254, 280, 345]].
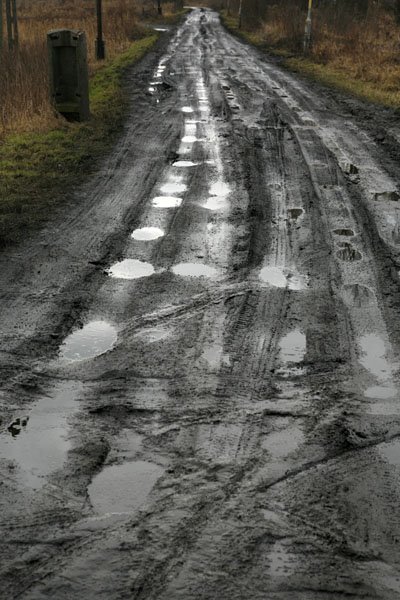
[[1, 8, 400, 599]]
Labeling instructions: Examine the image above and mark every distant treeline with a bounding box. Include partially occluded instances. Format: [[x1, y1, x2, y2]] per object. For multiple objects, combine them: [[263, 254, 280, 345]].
[[220, 0, 400, 28]]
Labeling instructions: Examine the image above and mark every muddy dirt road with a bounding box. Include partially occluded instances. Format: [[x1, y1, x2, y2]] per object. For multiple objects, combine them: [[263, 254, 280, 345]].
[[1, 8, 400, 598]]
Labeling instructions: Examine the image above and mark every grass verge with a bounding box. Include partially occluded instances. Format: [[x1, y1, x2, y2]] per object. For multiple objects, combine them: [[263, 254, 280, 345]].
[[0, 34, 158, 247], [221, 12, 400, 110]]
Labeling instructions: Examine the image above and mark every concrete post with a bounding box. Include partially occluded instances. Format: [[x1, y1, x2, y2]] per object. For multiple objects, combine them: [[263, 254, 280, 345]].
[[47, 29, 90, 122]]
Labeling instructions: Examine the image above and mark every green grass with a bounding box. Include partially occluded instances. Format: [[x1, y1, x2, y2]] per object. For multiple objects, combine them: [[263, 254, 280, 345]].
[[0, 34, 158, 247], [220, 11, 400, 110]]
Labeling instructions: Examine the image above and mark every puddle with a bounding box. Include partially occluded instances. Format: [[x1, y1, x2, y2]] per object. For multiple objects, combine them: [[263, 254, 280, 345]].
[[152, 196, 182, 208], [181, 106, 194, 113], [0, 382, 82, 488], [358, 333, 393, 382], [60, 321, 117, 361], [202, 197, 228, 211], [173, 160, 198, 167], [374, 191, 400, 203], [279, 329, 306, 364], [171, 263, 220, 278], [259, 266, 308, 290], [134, 326, 171, 343], [336, 242, 362, 262], [342, 284, 375, 308], [131, 227, 164, 241], [334, 228, 355, 237], [288, 208, 303, 220], [160, 182, 187, 195], [88, 460, 164, 515], [365, 386, 397, 400], [154, 27, 168, 31], [378, 440, 400, 467], [181, 135, 198, 144], [262, 425, 305, 460], [108, 259, 155, 280], [259, 266, 287, 288], [210, 181, 230, 197]]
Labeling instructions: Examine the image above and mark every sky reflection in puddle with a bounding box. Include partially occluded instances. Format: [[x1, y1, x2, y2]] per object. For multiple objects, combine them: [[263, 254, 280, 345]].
[[171, 262, 220, 278], [152, 196, 182, 208], [131, 227, 164, 241], [60, 321, 117, 361], [108, 259, 155, 280]]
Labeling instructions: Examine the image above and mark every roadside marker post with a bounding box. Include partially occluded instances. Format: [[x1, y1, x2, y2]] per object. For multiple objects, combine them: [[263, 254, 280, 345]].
[[0, 0, 3, 50], [5, 0, 18, 50], [304, 0, 313, 53]]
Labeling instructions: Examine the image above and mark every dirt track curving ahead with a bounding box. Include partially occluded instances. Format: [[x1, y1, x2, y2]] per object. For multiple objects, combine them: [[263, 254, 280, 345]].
[[1, 9, 400, 599]]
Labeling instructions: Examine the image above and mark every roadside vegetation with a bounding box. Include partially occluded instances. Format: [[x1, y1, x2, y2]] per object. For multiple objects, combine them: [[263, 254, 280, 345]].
[[219, 0, 400, 109], [0, 0, 184, 246]]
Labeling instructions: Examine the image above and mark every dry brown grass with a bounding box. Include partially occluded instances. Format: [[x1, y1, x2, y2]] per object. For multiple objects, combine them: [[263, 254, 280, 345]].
[[0, 0, 150, 135]]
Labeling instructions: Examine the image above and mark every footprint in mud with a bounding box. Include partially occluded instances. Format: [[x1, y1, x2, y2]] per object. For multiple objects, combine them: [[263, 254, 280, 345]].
[[342, 284, 375, 308], [333, 228, 355, 237], [336, 242, 362, 262]]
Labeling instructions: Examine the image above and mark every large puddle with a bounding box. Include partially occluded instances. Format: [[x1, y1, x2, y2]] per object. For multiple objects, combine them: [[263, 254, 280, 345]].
[[152, 196, 182, 208], [131, 227, 164, 241], [108, 259, 155, 280], [171, 262, 220, 278], [358, 333, 397, 400], [259, 266, 308, 290], [60, 321, 117, 361], [262, 425, 305, 460], [88, 460, 164, 515], [279, 329, 306, 364], [0, 382, 82, 488]]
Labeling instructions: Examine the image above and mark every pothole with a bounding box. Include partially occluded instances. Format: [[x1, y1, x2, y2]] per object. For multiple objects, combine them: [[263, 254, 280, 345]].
[[152, 196, 182, 208], [287, 208, 303, 220], [172, 263, 220, 278], [134, 326, 171, 343], [340, 161, 359, 176], [365, 386, 397, 400], [181, 106, 194, 113], [60, 321, 117, 361], [108, 259, 155, 280], [336, 242, 362, 262], [131, 227, 164, 241], [88, 460, 164, 515], [160, 182, 187, 195], [333, 228, 355, 237], [342, 284, 375, 307], [181, 135, 198, 143], [0, 382, 83, 488]]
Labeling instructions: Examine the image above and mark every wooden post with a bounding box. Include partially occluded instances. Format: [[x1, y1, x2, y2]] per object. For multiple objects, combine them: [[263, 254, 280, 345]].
[[95, 0, 105, 59], [5, 0, 12, 49], [157, 0, 162, 16], [238, 0, 243, 28], [0, 0, 4, 50], [11, 0, 17, 48]]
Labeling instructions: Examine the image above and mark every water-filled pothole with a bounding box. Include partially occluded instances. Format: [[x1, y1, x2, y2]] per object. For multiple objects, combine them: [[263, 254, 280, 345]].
[[60, 321, 117, 361], [333, 228, 355, 237], [0, 382, 82, 488], [336, 243, 362, 262], [108, 259, 155, 280], [160, 182, 187, 195], [172, 263, 219, 278], [152, 196, 182, 208], [88, 460, 164, 515], [181, 106, 194, 113], [359, 333, 393, 382], [342, 284, 375, 307], [365, 385, 397, 400], [131, 227, 164, 241], [287, 208, 303, 220]]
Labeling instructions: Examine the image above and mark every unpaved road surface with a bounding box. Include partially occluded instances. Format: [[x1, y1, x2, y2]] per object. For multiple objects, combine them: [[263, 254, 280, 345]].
[[1, 9, 400, 599]]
